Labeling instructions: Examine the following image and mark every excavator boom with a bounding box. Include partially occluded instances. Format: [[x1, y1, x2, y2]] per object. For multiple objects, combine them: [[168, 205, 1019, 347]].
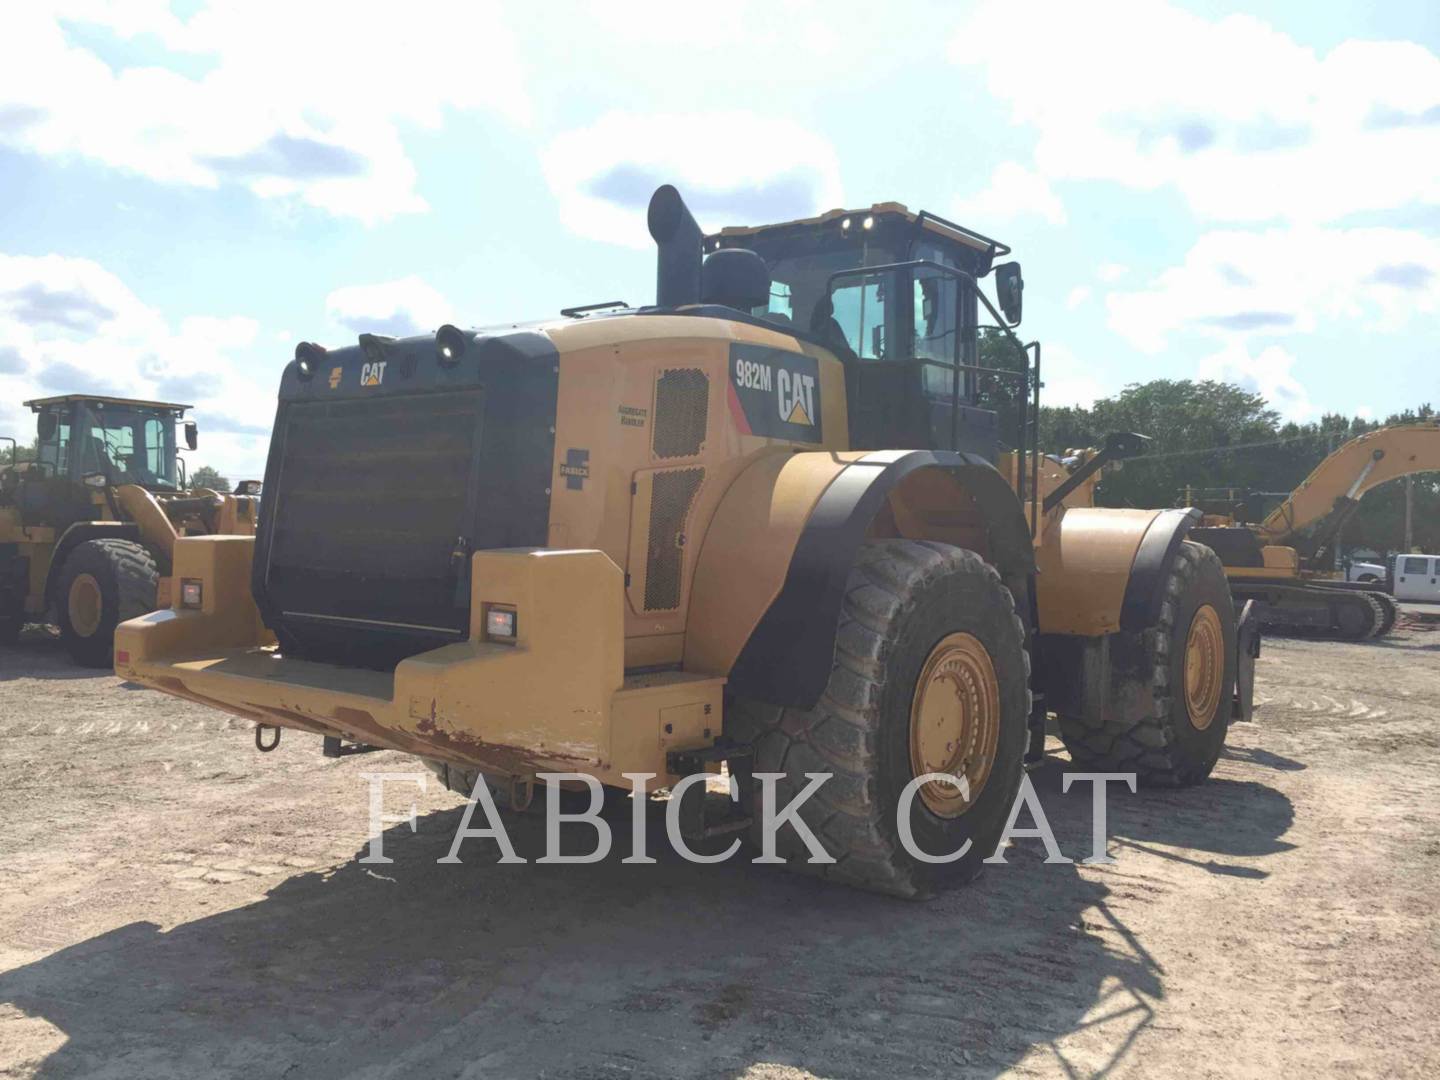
[[1259, 423, 1440, 547]]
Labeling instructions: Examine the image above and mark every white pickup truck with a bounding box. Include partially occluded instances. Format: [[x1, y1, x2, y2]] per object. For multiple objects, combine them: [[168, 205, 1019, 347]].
[[1344, 559, 1388, 584], [1394, 554, 1440, 603]]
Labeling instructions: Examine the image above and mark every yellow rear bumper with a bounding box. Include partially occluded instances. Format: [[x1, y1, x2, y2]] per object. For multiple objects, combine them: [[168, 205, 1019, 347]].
[[115, 537, 722, 784]]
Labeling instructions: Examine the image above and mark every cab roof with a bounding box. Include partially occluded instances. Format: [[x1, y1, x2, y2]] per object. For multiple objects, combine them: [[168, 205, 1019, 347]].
[[710, 202, 1009, 258], [25, 394, 192, 412]]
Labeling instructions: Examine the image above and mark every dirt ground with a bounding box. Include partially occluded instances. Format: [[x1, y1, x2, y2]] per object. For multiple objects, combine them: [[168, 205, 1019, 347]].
[[2, 622, 1439, 1080]]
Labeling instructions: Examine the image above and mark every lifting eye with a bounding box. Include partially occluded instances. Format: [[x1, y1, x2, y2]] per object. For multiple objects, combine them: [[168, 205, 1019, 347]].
[[436, 324, 468, 366]]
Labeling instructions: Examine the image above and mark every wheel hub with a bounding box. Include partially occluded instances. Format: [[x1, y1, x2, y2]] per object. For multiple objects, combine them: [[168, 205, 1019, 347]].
[[908, 632, 1000, 818], [68, 573, 103, 639], [1183, 604, 1224, 730]]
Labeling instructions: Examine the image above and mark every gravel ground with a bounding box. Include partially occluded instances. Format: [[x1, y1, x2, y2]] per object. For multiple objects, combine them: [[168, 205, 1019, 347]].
[[1, 620, 1438, 1079]]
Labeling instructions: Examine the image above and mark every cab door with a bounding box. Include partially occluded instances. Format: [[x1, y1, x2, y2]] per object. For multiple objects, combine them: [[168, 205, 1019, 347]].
[[1396, 555, 1439, 602]]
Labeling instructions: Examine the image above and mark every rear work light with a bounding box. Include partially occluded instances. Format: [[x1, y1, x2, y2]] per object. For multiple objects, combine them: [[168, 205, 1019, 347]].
[[484, 605, 516, 642], [180, 579, 203, 609]]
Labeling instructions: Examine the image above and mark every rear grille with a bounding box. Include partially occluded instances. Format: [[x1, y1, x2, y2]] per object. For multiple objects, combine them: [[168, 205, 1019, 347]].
[[252, 329, 559, 670], [643, 467, 704, 611], [652, 368, 708, 458], [265, 390, 484, 648]]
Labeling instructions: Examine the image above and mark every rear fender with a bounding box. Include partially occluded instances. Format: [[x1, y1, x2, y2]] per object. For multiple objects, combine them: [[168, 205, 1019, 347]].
[[1232, 599, 1261, 723], [687, 449, 1034, 709]]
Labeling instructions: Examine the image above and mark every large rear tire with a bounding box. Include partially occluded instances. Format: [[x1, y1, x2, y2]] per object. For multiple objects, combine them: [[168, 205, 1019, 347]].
[[56, 539, 159, 667], [1058, 540, 1234, 787], [728, 540, 1031, 898]]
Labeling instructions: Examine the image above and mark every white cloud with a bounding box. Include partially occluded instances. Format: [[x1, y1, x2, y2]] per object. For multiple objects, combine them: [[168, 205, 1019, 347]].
[[325, 276, 456, 340], [1105, 227, 1434, 352], [1106, 225, 1440, 353], [951, 1, 1440, 225], [1198, 342, 1314, 420], [952, 162, 1066, 225], [0, 252, 276, 479], [1040, 342, 1110, 409], [1065, 285, 1091, 310], [1097, 263, 1128, 284], [0, 2, 529, 223], [542, 111, 844, 248]]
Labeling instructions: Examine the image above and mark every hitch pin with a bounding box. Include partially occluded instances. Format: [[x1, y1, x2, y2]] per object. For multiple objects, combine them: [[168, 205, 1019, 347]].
[[255, 724, 282, 752]]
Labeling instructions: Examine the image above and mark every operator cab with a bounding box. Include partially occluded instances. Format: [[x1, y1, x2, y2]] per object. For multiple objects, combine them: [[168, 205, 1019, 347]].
[[705, 204, 1026, 461], [6, 396, 197, 530], [25, 395, 194, 492]]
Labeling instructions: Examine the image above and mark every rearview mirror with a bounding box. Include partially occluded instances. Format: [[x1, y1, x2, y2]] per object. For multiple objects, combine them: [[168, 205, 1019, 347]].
[[37, 413, 57, 441], [994, 262, 1024, 326], [184, 420, 198, 451]]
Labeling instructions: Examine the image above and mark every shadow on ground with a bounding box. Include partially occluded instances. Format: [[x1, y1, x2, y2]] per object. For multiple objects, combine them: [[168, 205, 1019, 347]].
[[0, 629, 111, 682], [0, 758, 1296, 1079]]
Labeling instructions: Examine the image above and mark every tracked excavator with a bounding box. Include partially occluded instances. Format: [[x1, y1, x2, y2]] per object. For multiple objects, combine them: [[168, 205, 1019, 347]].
[[1189, 423, 1440, 638]]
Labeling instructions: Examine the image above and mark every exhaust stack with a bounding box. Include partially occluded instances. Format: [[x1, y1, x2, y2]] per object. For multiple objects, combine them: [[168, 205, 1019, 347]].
[[647, 185, 702, 308]]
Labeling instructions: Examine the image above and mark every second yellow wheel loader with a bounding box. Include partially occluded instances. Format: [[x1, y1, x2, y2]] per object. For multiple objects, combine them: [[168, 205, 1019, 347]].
[[117, 186, 1256, 896], [1, 396, 260, 665]]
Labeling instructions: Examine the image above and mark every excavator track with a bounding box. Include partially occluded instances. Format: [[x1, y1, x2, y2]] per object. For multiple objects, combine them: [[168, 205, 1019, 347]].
[[1240, 581, 1392, 641]]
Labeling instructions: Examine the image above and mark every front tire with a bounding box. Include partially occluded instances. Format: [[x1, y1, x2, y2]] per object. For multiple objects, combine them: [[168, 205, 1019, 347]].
[[1058, 541, 1234, 786], [728, 540, 1031, 898], [56, 539, 158, 667]]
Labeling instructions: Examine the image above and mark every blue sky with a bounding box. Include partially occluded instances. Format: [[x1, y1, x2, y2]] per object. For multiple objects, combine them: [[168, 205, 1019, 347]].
[[1, 0, 1437, 480]]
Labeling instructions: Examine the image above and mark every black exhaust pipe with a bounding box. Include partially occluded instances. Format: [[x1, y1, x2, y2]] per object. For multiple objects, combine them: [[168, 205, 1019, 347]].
[[647, 184, 702, 308]]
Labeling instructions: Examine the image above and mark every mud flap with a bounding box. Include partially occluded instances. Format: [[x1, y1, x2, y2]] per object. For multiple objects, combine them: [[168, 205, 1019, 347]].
[[1232, 599, 1261, 722]]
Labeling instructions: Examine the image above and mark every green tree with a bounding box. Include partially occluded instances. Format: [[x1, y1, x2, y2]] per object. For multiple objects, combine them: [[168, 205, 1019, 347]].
[[1, 437, 39, 466], [1023, 376, 1436, 556], [1035, 380, 1281, 508], [190, 465, 231, 492]]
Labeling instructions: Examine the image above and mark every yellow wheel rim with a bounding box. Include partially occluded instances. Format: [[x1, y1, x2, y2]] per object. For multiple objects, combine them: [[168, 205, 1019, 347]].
[[908, 632, 1001, 818], [68, 573, 103, 639], [1184, 604, 1224, 730]]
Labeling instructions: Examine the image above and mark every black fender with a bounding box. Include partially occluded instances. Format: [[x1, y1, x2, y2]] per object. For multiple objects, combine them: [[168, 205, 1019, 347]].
[[1119, 507, 1202, 633], [727, 449, 1035, 708], [43, 522, 144, 605], [1232, 599, 1261, 722]]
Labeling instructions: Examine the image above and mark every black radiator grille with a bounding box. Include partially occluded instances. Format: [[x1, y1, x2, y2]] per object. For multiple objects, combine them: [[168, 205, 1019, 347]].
[[643, 467, 704, 611], [265, 390, 484, 639], [251, 329, 559, 670]]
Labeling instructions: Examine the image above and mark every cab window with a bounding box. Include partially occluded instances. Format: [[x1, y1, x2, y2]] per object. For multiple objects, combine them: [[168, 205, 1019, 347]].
[[1402, 556, 1430, 576], [36, 407, 72, 475], [830, 272, 888, 359], [914, 267, 959, 399], [144, 418, 166, 476], [753, 280, 794, 324]]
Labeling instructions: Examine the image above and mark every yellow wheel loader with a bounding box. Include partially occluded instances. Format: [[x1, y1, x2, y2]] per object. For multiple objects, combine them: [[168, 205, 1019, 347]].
[[116, 187, 1256, 896], [0, 395, 260, 665], [1187, 423, 1440, 639]]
